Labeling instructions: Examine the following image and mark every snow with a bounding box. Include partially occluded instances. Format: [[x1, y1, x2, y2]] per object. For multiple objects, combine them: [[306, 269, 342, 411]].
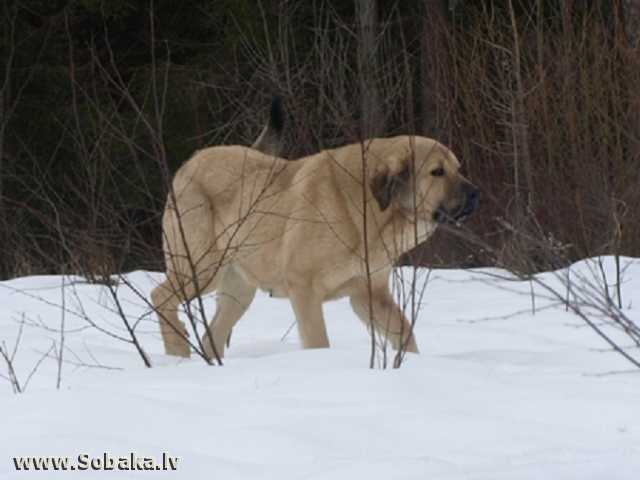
[[1, 258, 639, 479]]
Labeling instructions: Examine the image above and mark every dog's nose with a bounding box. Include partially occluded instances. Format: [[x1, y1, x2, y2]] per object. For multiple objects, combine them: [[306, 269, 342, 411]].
[[433, 207, 446, 223], [466, 185, 479, 203], [461, 185, 479, 216]]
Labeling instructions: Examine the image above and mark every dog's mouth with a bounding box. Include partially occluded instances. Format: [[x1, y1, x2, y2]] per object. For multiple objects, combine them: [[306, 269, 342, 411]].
[[433, 207, 460, 224], [433, 187, 479, 225]]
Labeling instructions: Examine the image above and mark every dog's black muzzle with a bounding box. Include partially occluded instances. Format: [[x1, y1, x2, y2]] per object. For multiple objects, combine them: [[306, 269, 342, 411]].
[[433, 184, 479, 224]]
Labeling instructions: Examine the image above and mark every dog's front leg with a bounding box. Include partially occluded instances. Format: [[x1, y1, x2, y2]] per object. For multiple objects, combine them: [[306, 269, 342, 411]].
[[350, 286, 419, 354], [289, 290, 330, 349]]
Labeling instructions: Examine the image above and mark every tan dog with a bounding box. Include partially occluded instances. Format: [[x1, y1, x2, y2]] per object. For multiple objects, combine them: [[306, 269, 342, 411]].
[[151, 135, 478, 359]]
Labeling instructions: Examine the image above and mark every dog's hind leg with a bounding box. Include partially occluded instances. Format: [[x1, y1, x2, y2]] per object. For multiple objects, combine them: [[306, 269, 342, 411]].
[[201, 265, 257, 360], [349, 285, 418, 354], [154, 183, 227, 358], [152, 252, 226, 358], [151, 277, 192, 358]]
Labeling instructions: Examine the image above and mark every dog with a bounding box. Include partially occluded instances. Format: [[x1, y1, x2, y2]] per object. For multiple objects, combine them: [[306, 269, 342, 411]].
[[151, 134, 478, 359]]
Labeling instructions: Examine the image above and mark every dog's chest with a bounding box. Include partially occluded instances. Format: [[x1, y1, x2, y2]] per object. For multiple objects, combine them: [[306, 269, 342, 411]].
[[393, 219, 437, 254], [416, 219, 437, 241]]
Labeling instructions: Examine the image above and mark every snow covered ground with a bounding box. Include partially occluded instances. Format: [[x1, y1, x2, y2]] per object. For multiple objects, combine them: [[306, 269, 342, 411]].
[[1, 258, 638, 479]]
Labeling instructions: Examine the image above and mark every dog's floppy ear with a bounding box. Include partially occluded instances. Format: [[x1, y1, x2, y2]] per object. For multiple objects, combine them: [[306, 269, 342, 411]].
[[370, 162, 410, 211]]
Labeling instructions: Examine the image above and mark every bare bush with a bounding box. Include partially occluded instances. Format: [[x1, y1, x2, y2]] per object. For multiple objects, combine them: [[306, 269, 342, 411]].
[[0, 317, 55, 393]]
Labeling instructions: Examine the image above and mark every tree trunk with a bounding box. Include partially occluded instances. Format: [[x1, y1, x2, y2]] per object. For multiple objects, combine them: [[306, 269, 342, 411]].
[[356, 0, 383, 139], [420, 0, 447, 137]]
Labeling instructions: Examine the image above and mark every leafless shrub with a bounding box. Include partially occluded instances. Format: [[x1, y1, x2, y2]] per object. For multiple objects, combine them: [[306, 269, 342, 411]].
[[423, 1, 640, 269], [440, 218, 640, 369], [0, 317, 55, 393]]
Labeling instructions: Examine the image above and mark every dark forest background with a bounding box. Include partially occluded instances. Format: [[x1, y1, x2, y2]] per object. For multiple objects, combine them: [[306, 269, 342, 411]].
[[1, 0, 639, 281]]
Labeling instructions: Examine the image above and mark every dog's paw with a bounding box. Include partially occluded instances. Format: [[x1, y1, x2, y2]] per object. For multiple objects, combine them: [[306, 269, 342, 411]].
[[164, 339, 191, 358]]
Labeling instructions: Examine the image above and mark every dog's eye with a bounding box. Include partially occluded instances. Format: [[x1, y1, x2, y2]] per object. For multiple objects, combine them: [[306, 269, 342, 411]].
[[431, 167, 445, 177]]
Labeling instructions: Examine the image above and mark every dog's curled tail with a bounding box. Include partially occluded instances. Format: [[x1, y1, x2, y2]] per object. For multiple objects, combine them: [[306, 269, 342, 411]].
[[251, 95, 285, 156]]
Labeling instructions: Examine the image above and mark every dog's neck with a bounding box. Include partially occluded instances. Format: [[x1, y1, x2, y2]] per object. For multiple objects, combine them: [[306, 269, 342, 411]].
[[370, 206, 437, 263]]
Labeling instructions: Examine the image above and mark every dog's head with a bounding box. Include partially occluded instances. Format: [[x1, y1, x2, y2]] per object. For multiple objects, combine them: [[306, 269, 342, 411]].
[[370, 137, 478, 225]]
